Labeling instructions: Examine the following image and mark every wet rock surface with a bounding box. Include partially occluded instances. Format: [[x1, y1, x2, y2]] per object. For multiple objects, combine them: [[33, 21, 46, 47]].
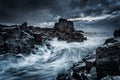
[[56, 53, 96, 80], [113, 28, 120, 38], [94, 28, 120, 79], [96, 35, 120, 79], [0, 22, 35, 55], [0, 18, 86, 55], [40, 18, 86, 42], [56, 28, 120, 80], [96, 42, 120, 79]]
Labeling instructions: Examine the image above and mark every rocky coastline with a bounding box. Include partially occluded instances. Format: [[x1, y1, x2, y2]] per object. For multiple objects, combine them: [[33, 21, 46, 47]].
[[1, 18, 120, 80], [56, 28, 120, 80], [0, 18, 86, 55]]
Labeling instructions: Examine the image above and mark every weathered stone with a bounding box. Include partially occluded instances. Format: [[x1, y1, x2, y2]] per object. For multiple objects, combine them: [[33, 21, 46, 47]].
[[103, 38, 118, 45], [66, 21, 74, 34], [20, 22, 27, 30], [96, 42, 120, 79], [113, 28, 120, 38], [95, 29, 120, 79], [40, 18, 86, 42], [56, 54, 96, 80], [0, 18, 86, 55], [54, 18, 75, 33], [56, 72, 68, 80], [33, 33, 42, 44], [0, 23, 35, 55]]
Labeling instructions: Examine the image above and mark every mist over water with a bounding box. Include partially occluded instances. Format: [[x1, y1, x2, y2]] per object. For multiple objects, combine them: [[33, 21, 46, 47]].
[[0, 32, 111, 80]]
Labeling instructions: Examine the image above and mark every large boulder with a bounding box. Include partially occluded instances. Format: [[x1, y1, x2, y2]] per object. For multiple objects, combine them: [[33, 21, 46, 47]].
[[0, 19, 86, 55], [103, 38, 118, 45], [20, 22, 27, 30], [56, 54, 96, 80], [33, 33, 42, 44], [39, 18, 86, 42], [52, 18, 86, 42], [96, 41, 120, 79], [54, 18, 75, 33], [113, 28, 120, 38], [96, 29, 120, 79], [0, 23, 35, 55]]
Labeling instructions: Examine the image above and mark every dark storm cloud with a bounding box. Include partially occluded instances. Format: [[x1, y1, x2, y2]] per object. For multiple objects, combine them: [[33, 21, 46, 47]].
[[0, 0, 58, 11], [0, 0, 84, 24], [0, 0, 58, 23], [0, 0, 120, 24]]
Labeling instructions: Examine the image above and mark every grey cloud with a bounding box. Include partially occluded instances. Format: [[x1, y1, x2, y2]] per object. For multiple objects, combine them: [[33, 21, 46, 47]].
[[0, 0, 120, 24]]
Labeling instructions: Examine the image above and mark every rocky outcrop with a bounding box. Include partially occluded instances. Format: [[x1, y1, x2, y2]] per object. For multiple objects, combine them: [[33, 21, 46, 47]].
[[54, 18, 75, 33], [20, 22, 27, 30], [0, 18, 86, 55], [33, 33, 42, 44], [56, 28, 120, 80], [113, 28, 120, 38], [96, 42, 120, 79], [33, 18, 86, 42], [96, 28, 120, 79], [103, 38, 118, 45], [0, 22, 42, 55], [56, 54, 96, 80]]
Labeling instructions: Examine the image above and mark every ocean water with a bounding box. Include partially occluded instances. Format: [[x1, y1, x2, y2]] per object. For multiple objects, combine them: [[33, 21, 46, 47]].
[[0, 32, 112, 80]]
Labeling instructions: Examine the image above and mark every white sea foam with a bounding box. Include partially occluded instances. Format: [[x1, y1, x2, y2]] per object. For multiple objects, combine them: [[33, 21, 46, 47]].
[[0, 32, 111, 80]]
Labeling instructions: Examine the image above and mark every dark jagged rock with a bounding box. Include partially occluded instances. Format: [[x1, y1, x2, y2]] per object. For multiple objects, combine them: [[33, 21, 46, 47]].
[[103, 38, 118, 45], [113, 28, 120, 38], [56, 54, 96, 80], [96, 42, 120, 79], [56, 29, 120, 80], [52, 18, 86, 42], [20, 22, 27, 30], [33, 33, 42, 44], [0, 23, 37, 55], [32, 18, 86, 42], [0, 18, 86, 55], [96, 29, 120, 79], [54, 18, 75, 33], [30, 18, 84, 42], [56, 72, 68, 80]]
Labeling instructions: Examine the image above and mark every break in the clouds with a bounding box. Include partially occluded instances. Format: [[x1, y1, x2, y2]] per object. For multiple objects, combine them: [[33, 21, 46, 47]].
[[0, 0, 120, 24]]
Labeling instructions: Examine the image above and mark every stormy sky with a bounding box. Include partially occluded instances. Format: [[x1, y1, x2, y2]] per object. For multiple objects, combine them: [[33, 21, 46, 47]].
[[0, 0, 81, 24], [0, 0, 120, 28]]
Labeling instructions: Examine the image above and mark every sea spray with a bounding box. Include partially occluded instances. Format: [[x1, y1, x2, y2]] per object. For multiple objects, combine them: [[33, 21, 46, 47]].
[[0, 32, 110, 80]]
